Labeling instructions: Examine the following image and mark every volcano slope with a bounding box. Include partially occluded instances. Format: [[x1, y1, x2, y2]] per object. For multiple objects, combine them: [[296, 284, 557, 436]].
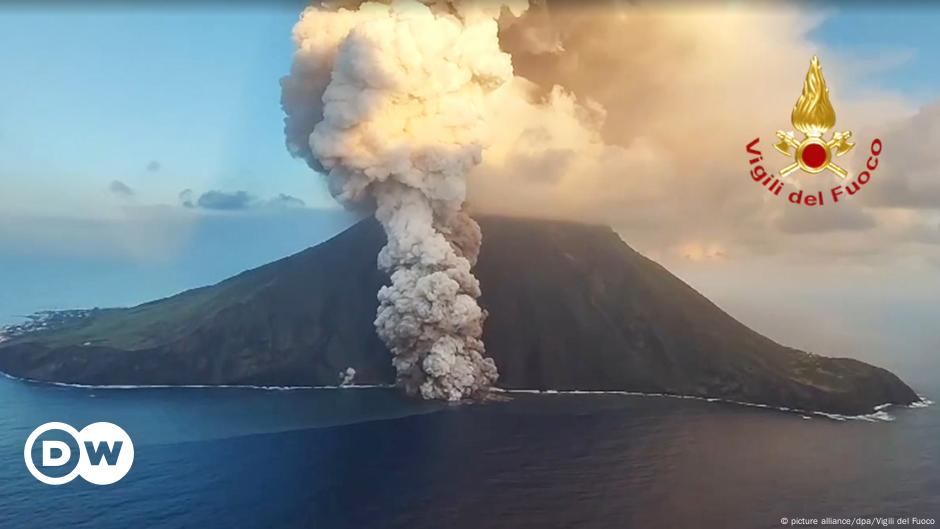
[[0, 216, 919, 414]]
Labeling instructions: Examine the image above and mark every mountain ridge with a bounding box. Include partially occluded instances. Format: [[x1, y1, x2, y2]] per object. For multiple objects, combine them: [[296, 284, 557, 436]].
[[0, 215, 919, 414]]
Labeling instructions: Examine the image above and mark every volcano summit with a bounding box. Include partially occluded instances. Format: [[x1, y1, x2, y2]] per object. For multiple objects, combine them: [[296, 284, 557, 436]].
[[0, 216, 919, 415]]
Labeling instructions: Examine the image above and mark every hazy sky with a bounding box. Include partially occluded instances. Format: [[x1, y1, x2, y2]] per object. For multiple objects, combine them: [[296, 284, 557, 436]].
[[0, 3, 938, 387], [0, 5, 938, 216]]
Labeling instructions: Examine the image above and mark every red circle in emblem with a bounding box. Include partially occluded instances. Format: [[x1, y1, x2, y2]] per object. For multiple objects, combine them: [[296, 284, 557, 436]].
[[801, 143, 828, 169]]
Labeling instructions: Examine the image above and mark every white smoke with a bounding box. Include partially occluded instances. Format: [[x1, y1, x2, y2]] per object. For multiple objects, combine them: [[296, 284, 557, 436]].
[[339, 367, 357, 386], [282, 0, 524, 400]]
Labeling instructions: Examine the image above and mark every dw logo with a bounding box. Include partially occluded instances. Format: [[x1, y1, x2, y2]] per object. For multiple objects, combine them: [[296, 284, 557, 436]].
[[24, 422, 134, 485]]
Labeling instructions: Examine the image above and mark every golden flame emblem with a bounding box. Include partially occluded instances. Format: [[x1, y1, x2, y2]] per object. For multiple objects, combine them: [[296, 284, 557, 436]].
[[792, 56, 836, 137], [774, 56, 854, 178]]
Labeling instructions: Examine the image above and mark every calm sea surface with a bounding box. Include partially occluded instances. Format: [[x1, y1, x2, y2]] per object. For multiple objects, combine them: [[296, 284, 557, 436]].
[[0, 376, 937, 529]]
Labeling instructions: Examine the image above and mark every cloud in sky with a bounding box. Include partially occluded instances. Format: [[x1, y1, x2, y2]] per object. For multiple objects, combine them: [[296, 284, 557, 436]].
[[196, 190, 256, 210], [181, 189, 307, 211], [108, 180, 135, 198], [146, 160, 162, 173], [862, 101, 940, 210], [451, 1, 932, 268], [179, 189, 195, 209], [268, 193, 307, 209], [775, 203, 877, 235]]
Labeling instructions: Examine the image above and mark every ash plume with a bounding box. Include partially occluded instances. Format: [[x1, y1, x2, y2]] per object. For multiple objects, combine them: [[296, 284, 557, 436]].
[[281, 0, 525, 400]]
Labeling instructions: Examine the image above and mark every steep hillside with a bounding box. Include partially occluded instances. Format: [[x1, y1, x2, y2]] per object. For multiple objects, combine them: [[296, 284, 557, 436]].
[[0, 216, 919, 414]]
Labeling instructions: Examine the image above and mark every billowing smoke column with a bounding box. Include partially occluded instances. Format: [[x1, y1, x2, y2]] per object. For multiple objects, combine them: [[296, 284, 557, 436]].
[[281, 1, 524, 400]]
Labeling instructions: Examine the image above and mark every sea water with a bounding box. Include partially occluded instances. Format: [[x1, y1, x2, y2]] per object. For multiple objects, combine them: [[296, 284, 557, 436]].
[[0, 376, 937, 529]]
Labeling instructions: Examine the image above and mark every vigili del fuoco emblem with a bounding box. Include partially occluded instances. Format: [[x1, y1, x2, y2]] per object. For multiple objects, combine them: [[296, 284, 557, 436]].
[[745, 55, 883, 207]]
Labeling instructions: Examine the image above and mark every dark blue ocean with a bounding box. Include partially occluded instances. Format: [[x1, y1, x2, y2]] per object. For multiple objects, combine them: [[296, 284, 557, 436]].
[[0, 375, 937, 529]]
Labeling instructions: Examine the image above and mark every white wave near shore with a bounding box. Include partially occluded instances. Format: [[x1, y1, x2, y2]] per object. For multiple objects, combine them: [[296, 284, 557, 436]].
[[1, 370, 931, 422], [0, 370, 390, 391], [494, 388, 934, 422]]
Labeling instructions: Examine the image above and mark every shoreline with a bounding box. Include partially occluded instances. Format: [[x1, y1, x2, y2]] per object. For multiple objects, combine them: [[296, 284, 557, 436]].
[[1, 369, 931, 422]]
